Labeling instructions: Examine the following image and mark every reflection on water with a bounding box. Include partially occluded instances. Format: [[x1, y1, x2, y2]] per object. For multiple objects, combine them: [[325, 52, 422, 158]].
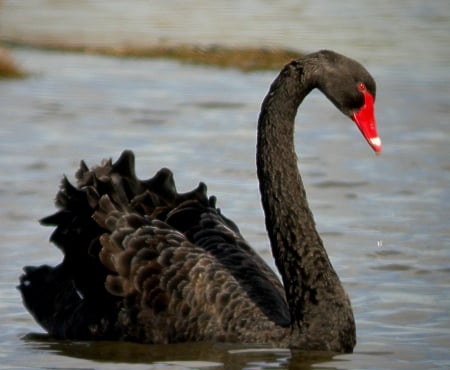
[[15, 334, 356, 370], [20, 335, 299, 369], [1, 1, 450, 369]]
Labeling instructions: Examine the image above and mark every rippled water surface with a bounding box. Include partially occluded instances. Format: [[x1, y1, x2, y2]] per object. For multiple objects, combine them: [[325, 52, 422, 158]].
[[1, 1, 449, 369]]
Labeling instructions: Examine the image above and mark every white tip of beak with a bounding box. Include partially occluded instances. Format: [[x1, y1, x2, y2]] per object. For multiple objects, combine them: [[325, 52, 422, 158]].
[[369, 137, 382, 154], [370, 137, 382, 147]]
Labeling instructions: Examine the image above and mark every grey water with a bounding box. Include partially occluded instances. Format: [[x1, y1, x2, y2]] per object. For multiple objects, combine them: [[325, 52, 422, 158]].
[[1, 1, 449, 369]]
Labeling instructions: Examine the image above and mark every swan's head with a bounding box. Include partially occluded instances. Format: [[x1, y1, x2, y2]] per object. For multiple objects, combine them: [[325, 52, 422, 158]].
[[313, 50, 382, 153]]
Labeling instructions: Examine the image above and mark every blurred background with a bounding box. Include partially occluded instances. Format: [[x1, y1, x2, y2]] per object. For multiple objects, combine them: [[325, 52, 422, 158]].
[[1, 1, 449, 369]]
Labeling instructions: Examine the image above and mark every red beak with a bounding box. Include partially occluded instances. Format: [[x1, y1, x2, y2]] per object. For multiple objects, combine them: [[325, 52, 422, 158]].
[[352, 90, 382, 153]]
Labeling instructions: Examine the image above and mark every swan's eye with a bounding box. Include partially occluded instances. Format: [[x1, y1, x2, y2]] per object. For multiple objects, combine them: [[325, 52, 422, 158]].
[[357, 83, 366, 92]]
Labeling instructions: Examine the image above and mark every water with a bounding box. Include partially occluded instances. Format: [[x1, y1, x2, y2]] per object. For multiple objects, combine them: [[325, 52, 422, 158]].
[[1, 1, 449, 369]]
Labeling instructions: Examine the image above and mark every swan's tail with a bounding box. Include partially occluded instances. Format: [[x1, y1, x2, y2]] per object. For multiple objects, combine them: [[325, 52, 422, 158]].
[[18, 150, 290, 343], [19, 263, 119, 339], [18, 150, 216, 339]]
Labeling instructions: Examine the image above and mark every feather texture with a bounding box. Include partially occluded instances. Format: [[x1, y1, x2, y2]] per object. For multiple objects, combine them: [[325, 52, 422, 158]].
[[20, 150, 290, 344], [19, 50, 379, 352]]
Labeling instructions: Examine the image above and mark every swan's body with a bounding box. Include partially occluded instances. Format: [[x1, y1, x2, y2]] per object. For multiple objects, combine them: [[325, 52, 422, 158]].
[[19, 50, 381, 353]]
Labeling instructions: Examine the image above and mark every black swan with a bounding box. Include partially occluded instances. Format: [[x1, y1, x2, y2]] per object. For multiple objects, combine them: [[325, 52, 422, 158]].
[[19, 50, 381, 353]]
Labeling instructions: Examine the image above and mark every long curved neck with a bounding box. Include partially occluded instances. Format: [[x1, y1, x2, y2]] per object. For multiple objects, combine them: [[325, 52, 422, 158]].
[[257, 59, 354, 350]]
